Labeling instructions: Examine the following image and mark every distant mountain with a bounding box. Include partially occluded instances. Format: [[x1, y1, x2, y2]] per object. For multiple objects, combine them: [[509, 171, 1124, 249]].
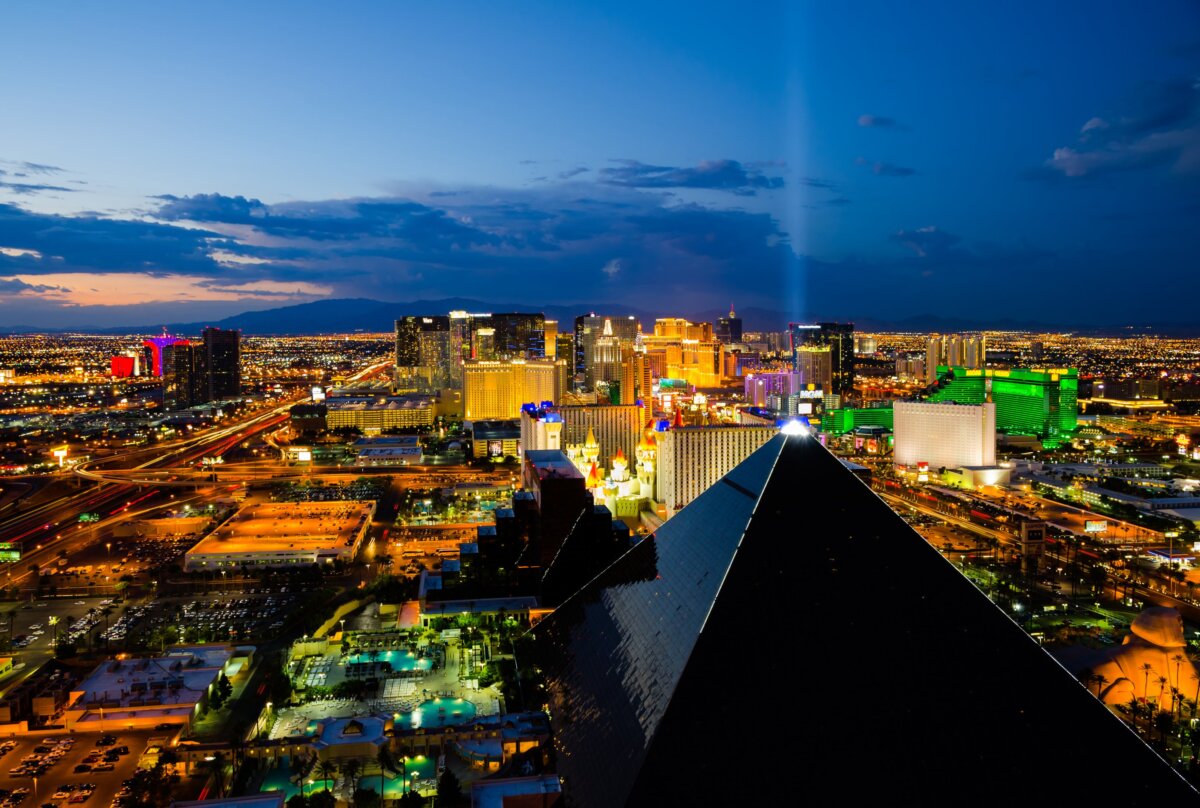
[[6, 298, 1199, 337]]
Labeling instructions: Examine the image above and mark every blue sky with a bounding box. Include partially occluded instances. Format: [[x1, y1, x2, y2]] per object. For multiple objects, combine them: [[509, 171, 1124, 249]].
[[1, 1, 1197, 327]]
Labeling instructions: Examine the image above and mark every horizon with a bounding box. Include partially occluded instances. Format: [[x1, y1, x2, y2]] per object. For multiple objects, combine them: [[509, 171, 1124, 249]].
[[2, 2, 1198, 327]]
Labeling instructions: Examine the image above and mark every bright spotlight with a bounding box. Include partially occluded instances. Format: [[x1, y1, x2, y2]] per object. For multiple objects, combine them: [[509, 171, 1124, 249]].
[[781, 419, 809, 437]]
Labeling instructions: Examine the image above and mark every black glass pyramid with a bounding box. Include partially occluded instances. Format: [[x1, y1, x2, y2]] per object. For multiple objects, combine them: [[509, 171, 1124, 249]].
[[529, 431, 1197, 806]]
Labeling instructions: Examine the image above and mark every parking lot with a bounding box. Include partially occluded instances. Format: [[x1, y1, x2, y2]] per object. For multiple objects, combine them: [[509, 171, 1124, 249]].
[[0, 597, 116, 653], [0, 733, 150, 808], [133, 589, 301, 645]]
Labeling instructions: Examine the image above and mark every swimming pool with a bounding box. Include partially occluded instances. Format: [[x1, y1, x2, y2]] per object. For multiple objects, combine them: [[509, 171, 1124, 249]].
[[259, 757, 330, 799], [395, 697, 477, 729], [345, 649, 433, 672]]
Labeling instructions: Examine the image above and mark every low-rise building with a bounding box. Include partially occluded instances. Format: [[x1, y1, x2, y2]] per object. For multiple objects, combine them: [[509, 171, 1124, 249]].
[[185, 501, 375, 570]]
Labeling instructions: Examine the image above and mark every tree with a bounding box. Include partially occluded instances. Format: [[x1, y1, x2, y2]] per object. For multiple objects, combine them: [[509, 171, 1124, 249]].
[[308, 791, 336, 808], [318, 760, 338, 792], [437, 769, 462, 805], [285, 795, 307, 808], [377, 746, 396, 801], [352, 788, 380, 808], [341, 758, 363, 795], [398, 792, 424, 807]]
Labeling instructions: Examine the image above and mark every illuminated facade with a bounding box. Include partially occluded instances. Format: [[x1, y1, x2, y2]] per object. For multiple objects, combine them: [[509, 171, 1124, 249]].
[[927, 366, 1078, 447], [656, 424, 778, 516], [789, 322, 854, 396], [893, 400, 996, 470], [462, 359, 568, 420]]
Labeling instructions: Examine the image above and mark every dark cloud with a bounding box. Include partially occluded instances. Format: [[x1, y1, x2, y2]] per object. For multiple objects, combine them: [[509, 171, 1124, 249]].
[[0, 278, 66, 294], [857, 114, 904, 129], [0, 202, 229, 275], [0, 181, 79, 195], [1041, 78, 1200, 178], [1, 160, 65, 175], [800, 177, 835, 189], [599, 159, 784, 194], [558, 166, 589, 180], [856, 157, 916, 177], [891, 226, 961, 258]]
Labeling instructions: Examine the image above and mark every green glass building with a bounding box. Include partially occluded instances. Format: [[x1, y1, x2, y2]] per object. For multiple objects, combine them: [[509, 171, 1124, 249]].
[[821, 406, 894, 436], [927, 366, 1078, 447]]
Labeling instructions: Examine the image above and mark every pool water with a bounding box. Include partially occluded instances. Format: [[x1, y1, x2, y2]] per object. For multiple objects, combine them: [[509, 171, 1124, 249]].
[[260, 755, 436, 799], [259, 757, 331, 798], [396, 697, 477, 729], [345, 649, 433, 671]]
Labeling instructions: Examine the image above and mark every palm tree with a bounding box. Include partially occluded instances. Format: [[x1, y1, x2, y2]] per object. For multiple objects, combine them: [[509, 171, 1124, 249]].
[[341, 759, 362, 796], [377, 746, 396, 803], [1139, 662, 1155, 706], [318, 760, 337, 792]]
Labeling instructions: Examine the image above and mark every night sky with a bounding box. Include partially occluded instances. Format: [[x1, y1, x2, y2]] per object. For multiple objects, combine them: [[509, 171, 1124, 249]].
[[1, 2, 1197, 328]]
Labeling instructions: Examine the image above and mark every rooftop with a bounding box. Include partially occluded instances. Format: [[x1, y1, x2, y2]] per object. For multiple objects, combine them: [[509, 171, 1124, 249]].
[[187, 501, 373, 556], [524, 450, 583, 480]]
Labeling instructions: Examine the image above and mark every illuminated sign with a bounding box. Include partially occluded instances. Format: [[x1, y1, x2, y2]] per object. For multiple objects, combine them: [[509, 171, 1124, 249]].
[[312, 386, 326, 401], [0, 543, 19, 563], [796, 402, 813, 415], [798, 389, 823, 399], [52, 445, 68, 466], [296, 450, 313, 462], [487, 440, 504, 458], [1084, 520, 1108, 533]]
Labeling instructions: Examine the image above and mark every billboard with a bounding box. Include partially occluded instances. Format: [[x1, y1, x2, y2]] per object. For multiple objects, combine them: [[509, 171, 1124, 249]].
[[1084, 520, 1108, 533], [0, 543, 19, 563], [487, 439, 504, 458]]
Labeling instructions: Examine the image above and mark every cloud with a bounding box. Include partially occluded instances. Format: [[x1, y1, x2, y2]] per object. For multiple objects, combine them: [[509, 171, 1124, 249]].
[[0, 181, 79, 195], [1041, 78, 1200, 178], [799, 177, 835, 189], [558, 166, 589, 180], [0, 277, 67, 295], [891, 226, 961, 258], [857, 114, 905, 129], [0, 160, 65, 175], [856, 157, 916, 177], [0, 159, 806, 323], [599, 159, 784, 194]]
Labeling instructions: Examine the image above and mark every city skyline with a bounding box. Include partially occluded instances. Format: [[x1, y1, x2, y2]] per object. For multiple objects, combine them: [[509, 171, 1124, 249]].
[[2, 2, 1199, 328]]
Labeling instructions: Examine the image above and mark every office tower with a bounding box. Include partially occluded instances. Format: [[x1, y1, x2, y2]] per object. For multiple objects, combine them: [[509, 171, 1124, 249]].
[[895, 356, 926, 382], [926, 366, 1078, 447], [789, 322, 854, 397], [109, 354, 137, 378], [165, 341, 206, 410], [143, 334, 188, 377], [523, 403, 643, 468], [555, 332, 574, 370], [715, 303, 743, 344], [521, 450, 590, 570], [926, 334, 986, 382], [744, 371, 804, 407], [394, 315, 452, 391], [486, 313, 545, 359], [202, 327, 241, 399], [544, 320, 559, 359], [529, 431, 1194, 807], [656, 424, 778, 516], [893, 401, 996, 470], [854, 335, 877, 354], [641, 319, 724, 387], [793, 346, 832, 388], [1031, 340, 1045, 361], [574, 314, 640, 389], [462, 358, 567, 420]]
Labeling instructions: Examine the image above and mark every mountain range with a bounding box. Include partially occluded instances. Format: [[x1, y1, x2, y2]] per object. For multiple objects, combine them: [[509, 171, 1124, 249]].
[[1, 298, 1198, 337]]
